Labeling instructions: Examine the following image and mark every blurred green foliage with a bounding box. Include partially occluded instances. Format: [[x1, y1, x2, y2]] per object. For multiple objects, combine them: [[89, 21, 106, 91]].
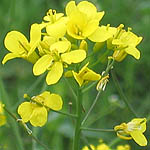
[[0, 0, 150, 150]]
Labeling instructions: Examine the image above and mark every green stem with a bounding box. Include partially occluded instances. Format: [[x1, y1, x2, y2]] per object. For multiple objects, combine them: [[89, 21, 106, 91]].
[[111, 70, 138, 117], [81, 127, 114, 132], [0, 79, 24, 150], [4, 106, 49, 150], [81, 91, 101, 125], [73, 88, 82, 150], [51, 109, 77, 118], [81, 59, 115, 126]]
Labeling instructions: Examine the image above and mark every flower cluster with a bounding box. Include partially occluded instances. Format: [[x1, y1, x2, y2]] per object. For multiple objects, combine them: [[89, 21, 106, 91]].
[[2, 1, 142, 87]]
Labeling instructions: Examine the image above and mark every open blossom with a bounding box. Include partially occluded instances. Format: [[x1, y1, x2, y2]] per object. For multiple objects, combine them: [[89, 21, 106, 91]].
[[33, 39, 86, 85], [18, 91, 63, 127], [2, 24, 41, 64], [114, 118, 147, 146], [66, 1, 112, 42]]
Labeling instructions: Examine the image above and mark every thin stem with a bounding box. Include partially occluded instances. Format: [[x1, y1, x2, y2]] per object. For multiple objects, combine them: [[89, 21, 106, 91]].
[[111, 70, 138, 117], [30, 134, 50, 150], [73, 88, 82, 150], [4, 106, 49, 150], [81, 59, 115, 126], [81, 91, 101, 125], [51, 109, 77, 118], [81, 127, 114, 132], [0, 79, 24, 150]]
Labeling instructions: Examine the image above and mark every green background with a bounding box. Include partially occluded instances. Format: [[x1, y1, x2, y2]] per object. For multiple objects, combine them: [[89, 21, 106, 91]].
[[0, 0, 150, 149]]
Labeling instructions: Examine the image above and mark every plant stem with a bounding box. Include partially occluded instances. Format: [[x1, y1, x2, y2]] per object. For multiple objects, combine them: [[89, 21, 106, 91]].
[[111, 70, 138, 117], [0, 79, 24, 150], [81, 91, 101, 125], [73, 88, 82, 150], [81, 59, 115, 126], [81, 127, 114, 132], [51, 109, 77, 118], [4, 106, 49, 150]]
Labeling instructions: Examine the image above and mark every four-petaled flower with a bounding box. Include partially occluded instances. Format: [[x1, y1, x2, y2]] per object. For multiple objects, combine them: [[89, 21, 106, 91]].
[[33, 40, 86, 85], [18, 91, 63, 127]]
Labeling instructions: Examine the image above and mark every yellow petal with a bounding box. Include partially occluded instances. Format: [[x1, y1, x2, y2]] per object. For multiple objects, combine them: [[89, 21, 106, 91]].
[[46, 62, 63, 85], [50, 41, 71, 53], [33, 55, 53, 75], [28, 24, 41, 56], [82, 20, 99, 37], [77, 1, 97, 20], [72, 71, 83, 87], [65, 1, 77, 16], [88, 26, 113, 42], [46, 21, 67, 39], [83, 69, 101, 81], [30, 106, 47, 127], [130, 131, 147, 146], [4, 31, 29, 54], [61, 50, 86, 64], [17, 102, 33, 123], [2, 53, 20, 64], [67, 10, 87, 39], [125, 47, 140, 59], [45, 94, 63, 111], [131, 118, 147, 133]]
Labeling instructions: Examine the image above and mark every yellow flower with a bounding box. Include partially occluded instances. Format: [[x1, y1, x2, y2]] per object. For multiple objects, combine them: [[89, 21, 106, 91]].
[[107, 24, 142, 61], [114, 118, 147, 146], [66, 1, 111, 42], [33, 40, 86, 85], [97, 143, 110, 150], [43, 9, 68, 39], [2, 24, 41, 64], [72, 63, 101, 86], [0, 102, 6, 127], [82, 145, 95, 150], [117, 144, 130, 150], [18, 91, 63, 127]]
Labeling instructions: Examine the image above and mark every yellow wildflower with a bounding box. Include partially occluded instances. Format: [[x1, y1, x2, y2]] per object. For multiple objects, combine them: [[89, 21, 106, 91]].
[[107, 24, 142, 61], [66, 1, 111, 42], [72, 62, 101, 86], [18, 91, 63, 127], [114, 118, 147, 146], [33, 40, 86, 85], [2, 24, 41, 64], [0, 102, 6, 127], [117, 144, 130, 150]]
